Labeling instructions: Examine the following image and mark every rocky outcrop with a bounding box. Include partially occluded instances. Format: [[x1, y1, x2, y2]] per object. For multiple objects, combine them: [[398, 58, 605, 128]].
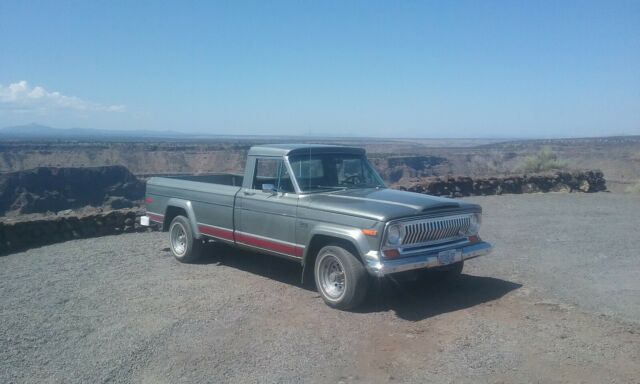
[[0, 165, 144, 215], [394, 171, 606, 197], [373, 156, 450, 183], [0, 209, 157, 255]]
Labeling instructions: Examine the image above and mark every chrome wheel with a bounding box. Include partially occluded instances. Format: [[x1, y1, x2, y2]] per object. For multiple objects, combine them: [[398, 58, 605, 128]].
[[318, 253, 346, 301], [170, 222, 188, 257]]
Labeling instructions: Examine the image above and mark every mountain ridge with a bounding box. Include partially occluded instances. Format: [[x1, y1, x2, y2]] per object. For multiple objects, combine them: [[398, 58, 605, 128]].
[[0, 123, 192, 139]]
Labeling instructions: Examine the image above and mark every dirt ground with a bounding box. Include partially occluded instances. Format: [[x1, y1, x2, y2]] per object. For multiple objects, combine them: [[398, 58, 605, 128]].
[[1, 193, 639, 383]]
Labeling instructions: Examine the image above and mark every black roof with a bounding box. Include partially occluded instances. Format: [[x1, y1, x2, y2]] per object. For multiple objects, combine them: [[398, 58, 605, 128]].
[[248, 144, 365, 157]]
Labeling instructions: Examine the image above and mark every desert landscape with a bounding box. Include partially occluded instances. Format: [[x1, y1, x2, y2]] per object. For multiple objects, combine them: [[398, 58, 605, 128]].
[[0, 127, 628, 255], [2, 125, 638, 188], [0, 126, 636, 256], [2, 1, 638, 382], [1, 129, 639, 383]]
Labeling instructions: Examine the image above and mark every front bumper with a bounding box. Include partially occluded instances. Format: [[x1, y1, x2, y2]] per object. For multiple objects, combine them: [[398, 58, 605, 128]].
[[365, 241, 492, 276]]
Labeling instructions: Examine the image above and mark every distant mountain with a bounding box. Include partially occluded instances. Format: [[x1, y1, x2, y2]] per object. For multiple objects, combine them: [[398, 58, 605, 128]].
[[0, 124, 59, 136], [0, 123, 194, 140], [0, 123, 373, 141]]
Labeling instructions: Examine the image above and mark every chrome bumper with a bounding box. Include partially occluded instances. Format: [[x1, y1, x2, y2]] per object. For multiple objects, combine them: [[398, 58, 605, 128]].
[[365, 241, 492, 277]]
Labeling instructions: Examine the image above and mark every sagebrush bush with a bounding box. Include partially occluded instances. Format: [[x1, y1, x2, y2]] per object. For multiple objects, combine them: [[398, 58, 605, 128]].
[[521, 147, 568, 173], [625, 181, 640, 194]]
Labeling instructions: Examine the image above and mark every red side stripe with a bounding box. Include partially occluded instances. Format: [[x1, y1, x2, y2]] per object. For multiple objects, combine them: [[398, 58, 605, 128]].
[[147, 213, 164, 222], [197, 224, 303, 258], [198, 225, 235, 241], [235, 232, 303, 257]]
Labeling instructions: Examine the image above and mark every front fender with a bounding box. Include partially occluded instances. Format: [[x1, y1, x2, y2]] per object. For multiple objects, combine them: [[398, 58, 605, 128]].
[[165, 198, 201, 239], [303, 223, 376, 264]]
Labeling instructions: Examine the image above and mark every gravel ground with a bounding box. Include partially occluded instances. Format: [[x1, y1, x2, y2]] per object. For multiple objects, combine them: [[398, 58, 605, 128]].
[[1, 192, 639, 383]]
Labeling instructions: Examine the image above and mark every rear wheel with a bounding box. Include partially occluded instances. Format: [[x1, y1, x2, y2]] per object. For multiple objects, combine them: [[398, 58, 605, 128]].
[[169, 215, 202, 263], [314, 245, 368, 310]]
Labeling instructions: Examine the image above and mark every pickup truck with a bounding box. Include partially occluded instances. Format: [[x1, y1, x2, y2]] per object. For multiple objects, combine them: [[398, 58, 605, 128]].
[[142, 144, 492, 309]]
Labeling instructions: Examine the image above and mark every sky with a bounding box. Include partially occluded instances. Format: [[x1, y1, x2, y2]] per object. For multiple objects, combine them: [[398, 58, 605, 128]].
[[0, 0, 639, 138]]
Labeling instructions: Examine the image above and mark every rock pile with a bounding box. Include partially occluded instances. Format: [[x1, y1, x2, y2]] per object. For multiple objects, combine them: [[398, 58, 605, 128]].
[[0, 209, 156, 255], [395, 170, 606, 197]]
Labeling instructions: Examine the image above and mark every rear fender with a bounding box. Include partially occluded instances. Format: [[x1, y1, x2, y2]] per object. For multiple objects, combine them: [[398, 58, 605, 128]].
[[165, 198, 201, 239]]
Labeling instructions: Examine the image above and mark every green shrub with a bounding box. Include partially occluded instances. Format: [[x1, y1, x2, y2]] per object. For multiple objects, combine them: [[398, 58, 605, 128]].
[[521, 147, 568, 173], [625, 181, 640, 194]]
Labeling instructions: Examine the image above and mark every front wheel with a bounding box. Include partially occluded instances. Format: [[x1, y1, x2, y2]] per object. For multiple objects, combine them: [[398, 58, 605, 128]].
[[314, 245, 368, 310], [169, 215, 203, 263]]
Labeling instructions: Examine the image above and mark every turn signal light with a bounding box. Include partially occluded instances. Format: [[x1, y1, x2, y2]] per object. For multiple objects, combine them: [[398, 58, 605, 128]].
[[468, 235, 479, 243], [383, 249, 400, 258], [361, 229, 378, 237]]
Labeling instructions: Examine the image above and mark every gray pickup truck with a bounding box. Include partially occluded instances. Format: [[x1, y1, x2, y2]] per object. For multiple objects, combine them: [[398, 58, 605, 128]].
[[142, 144, 492, 309]]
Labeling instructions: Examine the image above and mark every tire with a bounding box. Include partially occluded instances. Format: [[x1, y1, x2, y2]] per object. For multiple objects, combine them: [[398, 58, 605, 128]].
[[169, 215, 203, 263], [314, 244, 368, 310]]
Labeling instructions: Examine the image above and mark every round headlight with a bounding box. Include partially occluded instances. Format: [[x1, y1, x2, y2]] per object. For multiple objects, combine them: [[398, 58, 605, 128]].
[[386, 224, 403, 246], [467, 213, 481, 236]]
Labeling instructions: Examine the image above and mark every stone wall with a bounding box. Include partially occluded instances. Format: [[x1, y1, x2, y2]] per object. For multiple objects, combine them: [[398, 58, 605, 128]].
[[394, 171, 606, 197], [0, 209, 158, 255]]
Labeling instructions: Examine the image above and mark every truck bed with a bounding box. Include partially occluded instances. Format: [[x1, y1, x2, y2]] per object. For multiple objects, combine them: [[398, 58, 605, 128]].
[[145, 173, 243, 239], [165, 173, 244, 186]]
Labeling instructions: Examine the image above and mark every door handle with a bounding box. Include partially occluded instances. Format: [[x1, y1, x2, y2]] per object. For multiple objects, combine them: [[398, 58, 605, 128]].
[[243, 190, 255, 196]]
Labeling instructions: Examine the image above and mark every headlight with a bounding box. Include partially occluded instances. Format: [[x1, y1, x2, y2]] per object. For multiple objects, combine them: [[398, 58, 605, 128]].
[[386, 224, 403, 246], [466, 212, 481, 236]]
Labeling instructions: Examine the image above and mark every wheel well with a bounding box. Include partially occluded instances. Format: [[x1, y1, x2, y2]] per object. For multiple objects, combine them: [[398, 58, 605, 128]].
[[163, 206, 188, 231], [303, 235, 362, 284]]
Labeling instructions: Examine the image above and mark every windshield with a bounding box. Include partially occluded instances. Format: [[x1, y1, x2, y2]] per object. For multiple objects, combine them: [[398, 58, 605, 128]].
[[288, 153, 386, 193]]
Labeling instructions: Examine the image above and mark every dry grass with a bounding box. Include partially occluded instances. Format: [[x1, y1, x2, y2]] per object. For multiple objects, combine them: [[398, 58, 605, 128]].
[[521, 147, 568, 173], [625, 181, 640, 194]]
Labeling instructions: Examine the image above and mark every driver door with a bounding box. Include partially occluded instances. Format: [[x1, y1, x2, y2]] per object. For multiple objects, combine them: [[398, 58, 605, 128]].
[[235, 157, 302, 258]]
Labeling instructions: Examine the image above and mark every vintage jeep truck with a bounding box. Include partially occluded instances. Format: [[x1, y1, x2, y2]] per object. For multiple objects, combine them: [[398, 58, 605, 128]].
[[142, 144, 492, 309]]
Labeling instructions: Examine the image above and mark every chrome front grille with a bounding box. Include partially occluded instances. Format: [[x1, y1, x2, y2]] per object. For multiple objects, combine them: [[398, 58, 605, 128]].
[[401, 214, 471, 246]]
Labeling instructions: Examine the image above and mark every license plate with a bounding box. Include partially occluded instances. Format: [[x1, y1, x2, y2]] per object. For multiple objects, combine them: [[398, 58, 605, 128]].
[[437, 249, 461, 266]]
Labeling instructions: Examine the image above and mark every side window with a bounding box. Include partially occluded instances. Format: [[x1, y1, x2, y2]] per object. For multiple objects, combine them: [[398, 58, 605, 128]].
[[252, 158, 294, 193], [291, 158, 324, 179]]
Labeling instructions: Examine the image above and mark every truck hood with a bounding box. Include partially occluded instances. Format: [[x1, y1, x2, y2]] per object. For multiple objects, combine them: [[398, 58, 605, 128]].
[[303, 188, 480, 222]]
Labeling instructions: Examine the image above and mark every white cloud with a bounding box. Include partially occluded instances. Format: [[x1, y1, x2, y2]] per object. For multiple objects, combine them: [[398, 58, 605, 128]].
[[0, 80, 125, 112]]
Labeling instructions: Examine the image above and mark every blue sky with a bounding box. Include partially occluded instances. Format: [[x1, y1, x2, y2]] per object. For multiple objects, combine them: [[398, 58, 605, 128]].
[[1, 0, 638, 138]]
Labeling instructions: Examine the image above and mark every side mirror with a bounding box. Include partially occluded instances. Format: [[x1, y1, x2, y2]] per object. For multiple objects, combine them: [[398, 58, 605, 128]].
[[261, 183, 277, 194]]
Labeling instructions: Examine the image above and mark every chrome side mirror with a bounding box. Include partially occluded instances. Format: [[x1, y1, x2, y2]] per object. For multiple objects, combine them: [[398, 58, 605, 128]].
[[261, 183, 277, 194]]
